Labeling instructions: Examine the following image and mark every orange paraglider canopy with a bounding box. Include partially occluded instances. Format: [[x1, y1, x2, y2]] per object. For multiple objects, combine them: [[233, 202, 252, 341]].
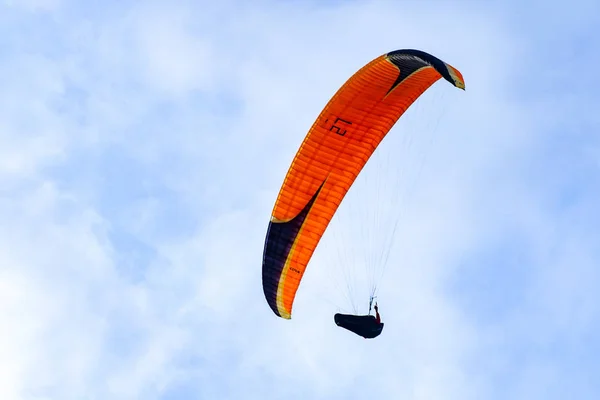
[[262, 49, 465, 319]]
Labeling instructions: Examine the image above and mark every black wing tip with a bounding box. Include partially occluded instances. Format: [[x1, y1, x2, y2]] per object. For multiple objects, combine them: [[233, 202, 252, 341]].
[[386, 48, 464, 89]]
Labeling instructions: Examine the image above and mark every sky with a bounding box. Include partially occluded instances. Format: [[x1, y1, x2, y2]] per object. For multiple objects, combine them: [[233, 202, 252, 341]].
[[1, 0, 599, 399]]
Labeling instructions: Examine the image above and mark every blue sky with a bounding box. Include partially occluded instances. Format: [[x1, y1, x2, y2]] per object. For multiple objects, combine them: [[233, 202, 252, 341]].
[[1, 0, 599, 399]]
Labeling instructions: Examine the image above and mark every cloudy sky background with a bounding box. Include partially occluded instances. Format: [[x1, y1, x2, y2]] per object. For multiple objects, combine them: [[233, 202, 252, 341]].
[[1, 0, 599, 399]]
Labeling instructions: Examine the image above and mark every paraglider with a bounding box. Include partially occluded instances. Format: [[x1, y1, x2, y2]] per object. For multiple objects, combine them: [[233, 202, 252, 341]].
[[335, 302, 383, 339], [261, 48, 465, 337]]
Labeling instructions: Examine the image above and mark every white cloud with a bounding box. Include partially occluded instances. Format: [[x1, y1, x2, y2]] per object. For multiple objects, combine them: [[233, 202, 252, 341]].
[[2, 0, 61, 12], [1, 1, 598, 399]]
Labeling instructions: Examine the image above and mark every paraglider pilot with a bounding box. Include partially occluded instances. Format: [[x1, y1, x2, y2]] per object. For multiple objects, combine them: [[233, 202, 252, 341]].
[[334, 301, 384, 339]]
